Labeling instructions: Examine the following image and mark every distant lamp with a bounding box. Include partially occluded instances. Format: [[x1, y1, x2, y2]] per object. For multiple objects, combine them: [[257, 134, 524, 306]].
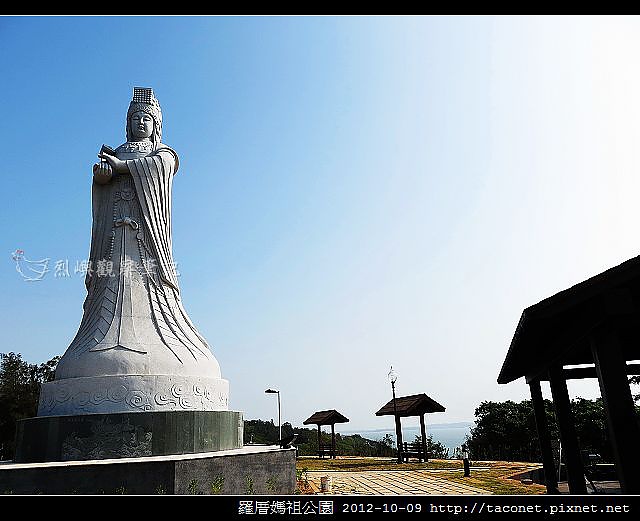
[[388, 367, 398, 385], [388, 366, 402, 463], [265, 388, 281, 443]]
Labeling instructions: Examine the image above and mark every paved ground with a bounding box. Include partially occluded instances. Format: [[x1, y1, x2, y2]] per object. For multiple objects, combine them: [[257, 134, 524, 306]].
[[558, 481, 621, 495], [306, 470, 490, 495]]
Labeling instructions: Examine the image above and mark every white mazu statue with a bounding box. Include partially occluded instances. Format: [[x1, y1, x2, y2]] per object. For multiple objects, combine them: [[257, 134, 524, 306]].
[[39, 88, 228, 416]]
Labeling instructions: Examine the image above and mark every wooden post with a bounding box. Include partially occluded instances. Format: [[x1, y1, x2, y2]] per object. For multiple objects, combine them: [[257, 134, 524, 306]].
[[419, 414, 428, 462], [395, 414, 404, 464], [591, 327, 640, 494], [317, 425, 322, 459], [331, 424, 336, 459], [529, 378, 559, 494], [549, 365, 586, 494]]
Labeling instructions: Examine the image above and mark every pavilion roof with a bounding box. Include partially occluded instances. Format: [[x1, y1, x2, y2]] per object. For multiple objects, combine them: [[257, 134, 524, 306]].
[[375, 393, 445, 417], [303, 409, 349, 426], [498, 254, 640, 385]]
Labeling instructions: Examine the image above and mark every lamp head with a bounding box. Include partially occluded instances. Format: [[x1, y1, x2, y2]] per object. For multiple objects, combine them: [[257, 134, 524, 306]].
[[265, 388, 279, 394], [388, 366, 398, 384]]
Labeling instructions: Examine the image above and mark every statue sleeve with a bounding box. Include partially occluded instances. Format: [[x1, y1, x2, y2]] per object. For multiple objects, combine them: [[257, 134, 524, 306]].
[[155, 146, 180, 174], [126, 148, 180, 291]]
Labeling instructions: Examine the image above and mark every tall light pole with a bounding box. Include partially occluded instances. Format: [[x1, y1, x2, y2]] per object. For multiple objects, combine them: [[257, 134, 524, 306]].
[[265, 388, 281, 442], [388, 366, 403, 463]]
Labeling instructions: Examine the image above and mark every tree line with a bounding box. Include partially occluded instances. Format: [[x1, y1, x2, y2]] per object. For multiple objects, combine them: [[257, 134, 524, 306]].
[[243, 419, 395, 457], [0, 352, 59, 459], [464, 397, 640, 463], [243, 419, 450, 459]]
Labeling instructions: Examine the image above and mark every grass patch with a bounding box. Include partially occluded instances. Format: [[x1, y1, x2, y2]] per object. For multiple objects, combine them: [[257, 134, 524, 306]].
[[440, 462, 546, 495], [297, 457, 462, 472]]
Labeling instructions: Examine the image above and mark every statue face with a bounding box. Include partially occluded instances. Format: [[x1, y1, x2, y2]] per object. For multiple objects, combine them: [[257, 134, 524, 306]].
[[130, 111, 154, 140]]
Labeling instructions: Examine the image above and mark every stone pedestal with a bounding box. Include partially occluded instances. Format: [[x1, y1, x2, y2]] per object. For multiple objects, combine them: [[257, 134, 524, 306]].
[[15, 410, 243, 463], [0, 446, 296, 495]]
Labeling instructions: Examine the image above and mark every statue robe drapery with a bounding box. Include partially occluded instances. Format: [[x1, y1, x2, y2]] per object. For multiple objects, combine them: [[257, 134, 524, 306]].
[[56, 143, 220, 380]]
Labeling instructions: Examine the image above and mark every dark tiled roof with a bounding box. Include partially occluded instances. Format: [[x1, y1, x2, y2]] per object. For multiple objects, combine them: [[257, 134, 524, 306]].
[[498, 254, 640, 385], [303, 409, 350, 426], [375, 394, 445, 417]]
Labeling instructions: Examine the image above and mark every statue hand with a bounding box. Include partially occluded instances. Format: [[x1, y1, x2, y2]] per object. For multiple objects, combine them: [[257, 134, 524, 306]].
[[93, 162, 113, 184], [98, 152, 127, 174]]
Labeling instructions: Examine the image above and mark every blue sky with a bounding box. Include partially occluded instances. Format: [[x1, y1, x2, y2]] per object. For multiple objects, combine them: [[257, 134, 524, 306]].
[[2, 16, 640, 430]]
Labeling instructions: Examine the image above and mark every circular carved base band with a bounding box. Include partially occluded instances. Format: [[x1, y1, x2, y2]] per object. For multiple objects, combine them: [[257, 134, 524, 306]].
[[38, 375, 229, 416]]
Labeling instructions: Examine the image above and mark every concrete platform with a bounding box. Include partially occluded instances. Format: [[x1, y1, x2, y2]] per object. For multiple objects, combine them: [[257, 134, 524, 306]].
[[0, 445, 296, 495]]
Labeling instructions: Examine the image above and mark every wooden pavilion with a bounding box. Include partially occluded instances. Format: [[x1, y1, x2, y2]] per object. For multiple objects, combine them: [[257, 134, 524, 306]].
[[303, 409, 349, 459], [375, 393, 445, 462], [499, 255, 640, 494]]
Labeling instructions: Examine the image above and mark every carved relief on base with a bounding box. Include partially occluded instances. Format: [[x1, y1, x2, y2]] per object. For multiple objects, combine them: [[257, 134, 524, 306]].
[[61, 419, 153, 461], [38, 375, 229, 416]]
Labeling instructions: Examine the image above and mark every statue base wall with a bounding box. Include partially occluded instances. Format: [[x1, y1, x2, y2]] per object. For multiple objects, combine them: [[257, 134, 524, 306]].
[[1, 446, 296, 494], [14, 410, 242, 463], [38, 375, 229, 416]]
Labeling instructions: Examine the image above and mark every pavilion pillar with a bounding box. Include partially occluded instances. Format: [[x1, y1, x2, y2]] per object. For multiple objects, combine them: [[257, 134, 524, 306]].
[[395, 414, 403, 463], [317, 425, 322, 458], [528, 378, 559, 494], [419, 414, 428, 462], [331, 424, 336, 459], [548, 365, 586, 494], [591, 326, 640, 494]]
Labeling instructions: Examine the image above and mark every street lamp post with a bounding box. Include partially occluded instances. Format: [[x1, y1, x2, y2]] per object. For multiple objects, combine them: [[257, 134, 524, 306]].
[[265, 388, 281, 442], [388, 366, 403, 463]]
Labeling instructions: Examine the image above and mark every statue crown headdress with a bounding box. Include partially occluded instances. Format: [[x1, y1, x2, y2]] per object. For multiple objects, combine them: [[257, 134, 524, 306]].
[[132, 87, 155, 104], [126, 86, 163, 144]]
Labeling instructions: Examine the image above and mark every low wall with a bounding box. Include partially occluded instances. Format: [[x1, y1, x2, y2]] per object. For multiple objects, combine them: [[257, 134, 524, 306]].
[[0, 446, 296, 495]]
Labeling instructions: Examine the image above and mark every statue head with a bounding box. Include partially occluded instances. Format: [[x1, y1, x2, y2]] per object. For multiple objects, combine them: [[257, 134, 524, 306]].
[[130, 111, 154, 140], [126, 87, 162, 145]]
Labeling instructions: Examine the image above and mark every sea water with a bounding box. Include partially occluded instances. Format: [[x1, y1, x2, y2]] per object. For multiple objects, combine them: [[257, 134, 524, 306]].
[[340, 423, 472, 455]]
